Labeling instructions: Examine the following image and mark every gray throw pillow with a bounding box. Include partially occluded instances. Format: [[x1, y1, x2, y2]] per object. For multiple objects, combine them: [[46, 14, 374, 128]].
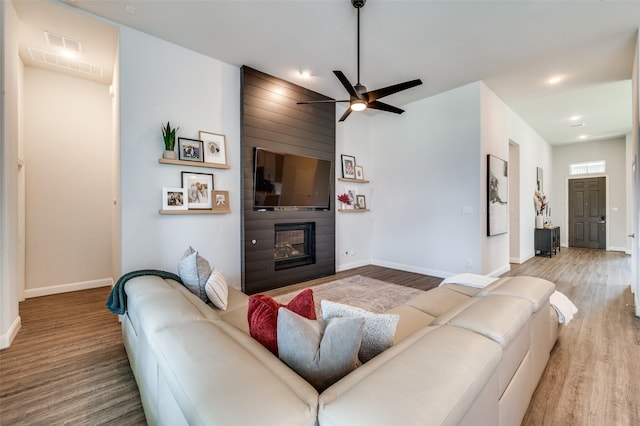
[[321, 300, 399, 363], [177, 246, 211, 302], [277, 307, 364, 392]]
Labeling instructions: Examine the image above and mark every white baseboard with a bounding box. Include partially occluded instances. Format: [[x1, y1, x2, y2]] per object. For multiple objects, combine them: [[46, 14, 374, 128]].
[[0, 316, 21, 349], [336, 259, 371, 272], [607, 246, 627, 253], [370, 259, 449, 279], [24, 278, 113, 299], [488, 264, 511, 278]]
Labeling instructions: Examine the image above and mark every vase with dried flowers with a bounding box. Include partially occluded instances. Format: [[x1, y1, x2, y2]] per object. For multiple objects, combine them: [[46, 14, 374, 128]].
[[533, 190, 548, 229]]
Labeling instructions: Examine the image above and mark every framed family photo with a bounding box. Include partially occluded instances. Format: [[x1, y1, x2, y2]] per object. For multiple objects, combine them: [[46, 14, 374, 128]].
[[162, 187, 188, 210], [199, 131, 227, 165], [341, 154, 356, 179], [178, 138, 204, 162], [212, 190, 230, 212], [181, 172, 214, 209]]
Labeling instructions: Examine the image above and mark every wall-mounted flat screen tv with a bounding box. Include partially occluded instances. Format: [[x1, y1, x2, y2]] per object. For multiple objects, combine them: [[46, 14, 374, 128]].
[[253, 148, 332, 210]]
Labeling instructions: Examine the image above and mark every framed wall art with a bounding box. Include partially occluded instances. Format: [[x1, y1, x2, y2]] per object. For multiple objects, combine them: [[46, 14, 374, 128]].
[[162, 187, 188, 210], [341, 154, 356, 179], [212, 190, 230, 212], [487, 154, 508, 236], [356, 194, 366, 209], [536, 167, 543, 192], [178, 138, 204, 162], [355, 165, 364, 180], [181, 171, 214, 209], [199, 131, 227, 165]]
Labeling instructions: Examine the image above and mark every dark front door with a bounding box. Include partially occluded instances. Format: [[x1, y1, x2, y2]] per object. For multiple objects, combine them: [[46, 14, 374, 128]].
[[568, 177, 606, 249]]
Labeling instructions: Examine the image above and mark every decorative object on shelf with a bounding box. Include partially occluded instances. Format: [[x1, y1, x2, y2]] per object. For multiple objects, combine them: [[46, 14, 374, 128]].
[[200, 130, 227, 165], [534, 190, 548, 229], [178, 137, 204, 162], [161, 187, 188, 211], [212, 190, 230, 212], [181, 171, 214, 209], [487, 154, 508, 236], [355, 194, 366, 210], [341, 154, 356, 179], [355, 165, 364, 180], [337, 193, 351, 210], [161, 121, 179, 159]]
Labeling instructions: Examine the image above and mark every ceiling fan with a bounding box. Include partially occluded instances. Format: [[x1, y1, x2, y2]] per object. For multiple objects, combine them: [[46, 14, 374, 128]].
[[297, 0, 423, 122]]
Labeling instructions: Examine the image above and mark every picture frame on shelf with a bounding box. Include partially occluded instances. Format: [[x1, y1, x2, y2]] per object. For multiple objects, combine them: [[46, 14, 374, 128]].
[[355, 165, 364, 180], [181, 171, 214, 209], [341, 154, 356, 179], [200, 131, 227, 165], [162, 187, 188, 210], [212, 190, 229, 212], [356, 194, 366, 209], [178, 138, 204, 162]]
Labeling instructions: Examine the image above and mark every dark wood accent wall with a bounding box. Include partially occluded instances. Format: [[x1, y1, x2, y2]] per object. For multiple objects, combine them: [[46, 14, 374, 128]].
[[241, 66, 336, 294]]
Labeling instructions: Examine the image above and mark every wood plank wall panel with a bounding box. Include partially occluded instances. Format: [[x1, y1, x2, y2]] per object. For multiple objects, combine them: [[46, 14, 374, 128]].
[[241, 66, 336, 294]]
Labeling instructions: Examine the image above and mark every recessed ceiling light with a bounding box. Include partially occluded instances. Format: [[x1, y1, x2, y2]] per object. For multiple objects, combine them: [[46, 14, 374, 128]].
[[125, 5, 136, 15], [578, 135, 588, 140], [569, 115, 582, 121], [299, 70, 311, 79], [547, 75, 564, 85]]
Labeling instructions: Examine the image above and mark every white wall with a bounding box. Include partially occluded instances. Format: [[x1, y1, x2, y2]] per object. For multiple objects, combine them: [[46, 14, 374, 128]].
[[335, 111, 374, 271], [118, 27, 241, 287], [369, 82, 483, 277], [506, 104, 554, 261], [23, 67, 113, 296], [340, 81, 552, 278], [480, 83, 510, 276], [553, 137, 627, 251], [1, 0, 22, 348]]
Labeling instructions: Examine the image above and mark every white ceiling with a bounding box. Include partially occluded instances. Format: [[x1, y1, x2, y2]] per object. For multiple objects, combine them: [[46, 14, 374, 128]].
[[14, 0, 640, 145]]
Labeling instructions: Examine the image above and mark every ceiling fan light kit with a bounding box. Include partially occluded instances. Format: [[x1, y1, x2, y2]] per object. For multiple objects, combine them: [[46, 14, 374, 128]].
[[297, 0, 422, 122]]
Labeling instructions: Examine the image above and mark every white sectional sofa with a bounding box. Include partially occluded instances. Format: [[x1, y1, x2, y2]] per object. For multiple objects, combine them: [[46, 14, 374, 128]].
[[120, 274, 558, 425]]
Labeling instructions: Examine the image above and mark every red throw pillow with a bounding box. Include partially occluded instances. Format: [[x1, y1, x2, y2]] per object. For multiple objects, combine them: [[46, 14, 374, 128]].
[[247, 288, 316, 355]]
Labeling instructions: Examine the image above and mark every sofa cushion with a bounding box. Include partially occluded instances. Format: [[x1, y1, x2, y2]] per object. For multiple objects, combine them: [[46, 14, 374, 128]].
[[177, 246, 211, 302], [205, 268, 229, 310], [248, 289, 316, 355], [406, 287, 471, 317], [277, 308, 363, 392], [321, 300, 399, 363]]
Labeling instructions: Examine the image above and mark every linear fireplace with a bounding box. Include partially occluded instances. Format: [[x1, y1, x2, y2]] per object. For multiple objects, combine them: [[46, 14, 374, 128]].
[[274, 222, 316, 271]]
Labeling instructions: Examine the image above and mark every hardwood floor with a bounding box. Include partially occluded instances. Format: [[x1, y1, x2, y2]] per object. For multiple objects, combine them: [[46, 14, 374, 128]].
[[0, 248, 636, 425]]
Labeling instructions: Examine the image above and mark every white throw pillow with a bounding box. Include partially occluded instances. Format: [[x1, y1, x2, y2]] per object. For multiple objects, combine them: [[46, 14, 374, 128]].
[[205, 268, 229, 310], [321, 299, 399, 363], [277, 307, 363, 392], [177, 246, 211, 302]]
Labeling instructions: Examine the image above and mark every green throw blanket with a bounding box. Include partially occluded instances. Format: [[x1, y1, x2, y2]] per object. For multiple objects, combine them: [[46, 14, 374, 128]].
[[106, 269, 183, 315]]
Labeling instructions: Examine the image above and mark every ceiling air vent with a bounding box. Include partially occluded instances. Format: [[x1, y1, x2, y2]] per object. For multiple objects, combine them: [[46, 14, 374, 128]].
[[44, 30, 82, 55], [28, 47, 103, 78]]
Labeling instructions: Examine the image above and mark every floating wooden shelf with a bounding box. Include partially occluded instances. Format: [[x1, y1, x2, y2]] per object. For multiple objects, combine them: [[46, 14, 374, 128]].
[[338, 209, 370, 213], [159, 209, 231, 215], [338, 177, 370, 183], [158, 158, 230, 169]]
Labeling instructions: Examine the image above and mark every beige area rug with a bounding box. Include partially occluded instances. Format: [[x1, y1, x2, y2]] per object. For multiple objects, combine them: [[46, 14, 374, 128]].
[[274, 275, 425, 316]]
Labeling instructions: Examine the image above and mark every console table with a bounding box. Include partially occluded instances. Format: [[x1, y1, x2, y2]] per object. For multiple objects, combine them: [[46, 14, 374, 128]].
[[535, 226, 560, 258]]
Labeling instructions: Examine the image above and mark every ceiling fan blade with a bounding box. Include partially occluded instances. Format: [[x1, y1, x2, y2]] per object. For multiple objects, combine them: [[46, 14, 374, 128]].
[[338, 108, 353, 122], [297, 100, 350, 105], [367, 101, 405, 115], [333, 71, 360, 98], [365, 79, 423, 102]]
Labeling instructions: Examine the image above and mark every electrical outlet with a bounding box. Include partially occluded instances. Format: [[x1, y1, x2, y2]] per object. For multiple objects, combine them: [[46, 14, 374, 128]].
[[465, 259, 473, 268]]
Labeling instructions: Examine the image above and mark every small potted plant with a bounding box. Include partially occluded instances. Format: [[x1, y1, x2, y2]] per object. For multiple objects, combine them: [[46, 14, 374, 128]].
[[161, 122, 179, 159]]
